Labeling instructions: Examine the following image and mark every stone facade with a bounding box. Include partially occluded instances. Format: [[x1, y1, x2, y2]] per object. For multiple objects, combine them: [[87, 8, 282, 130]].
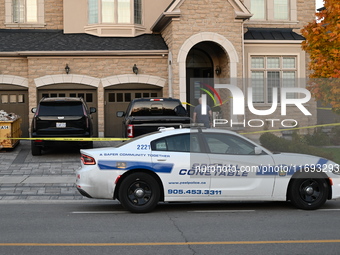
[[0, 0, 318, 138], [44, 0, 64, 29]]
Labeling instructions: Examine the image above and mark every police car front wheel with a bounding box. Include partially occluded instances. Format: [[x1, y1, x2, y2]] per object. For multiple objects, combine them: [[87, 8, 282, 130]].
[[288, 178, 329, 210], [119, 172, 160, 213]]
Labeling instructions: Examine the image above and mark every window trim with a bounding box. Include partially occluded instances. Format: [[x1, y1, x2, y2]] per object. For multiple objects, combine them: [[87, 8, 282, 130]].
[[249, 54, 300, 105], [85, 0, 145, 37], [244, 0, 297, 24], [88, 0, 143, 25], [5, 0, 45, 28]]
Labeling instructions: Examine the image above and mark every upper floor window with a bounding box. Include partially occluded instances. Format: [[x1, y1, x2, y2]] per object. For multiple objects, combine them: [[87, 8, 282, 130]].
[[12, 0, 37, 23], [88, 0, 142, 25], [5, 0, 44, 27], [246, 0, 294, 22], [250, 56, 297, 103]]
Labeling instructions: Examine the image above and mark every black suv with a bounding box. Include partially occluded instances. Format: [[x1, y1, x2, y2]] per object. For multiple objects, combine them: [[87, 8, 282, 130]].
[[31, 97, 96, 156]]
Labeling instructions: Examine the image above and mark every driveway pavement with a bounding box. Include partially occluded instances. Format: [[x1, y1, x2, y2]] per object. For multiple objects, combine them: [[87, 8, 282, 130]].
[[0, 140, 119, 201]]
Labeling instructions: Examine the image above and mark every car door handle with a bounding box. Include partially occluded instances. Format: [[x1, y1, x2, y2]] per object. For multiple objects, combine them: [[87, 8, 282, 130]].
[[157, 159, 166, 161]]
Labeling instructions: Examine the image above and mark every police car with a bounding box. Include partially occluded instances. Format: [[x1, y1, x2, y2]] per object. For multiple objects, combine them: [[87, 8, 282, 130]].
[[76, 128, 340, 213]]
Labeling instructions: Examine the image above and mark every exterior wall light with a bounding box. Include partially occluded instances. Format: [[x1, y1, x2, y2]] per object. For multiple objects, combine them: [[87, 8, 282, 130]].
[[215, 66, 221, 75], [133, 64, 138, 75], [65, 64, 70, 74]]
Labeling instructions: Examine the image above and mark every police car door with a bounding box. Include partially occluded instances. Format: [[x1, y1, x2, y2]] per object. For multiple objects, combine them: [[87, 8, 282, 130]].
[[150, 132, 211, 200], [202, 132, 275, 199]]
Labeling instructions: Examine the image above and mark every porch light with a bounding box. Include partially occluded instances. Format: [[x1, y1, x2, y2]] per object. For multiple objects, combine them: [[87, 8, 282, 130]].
[[133, 64, 138, 75], [65, 64, 70, 74], [215, 66, 221, 75]]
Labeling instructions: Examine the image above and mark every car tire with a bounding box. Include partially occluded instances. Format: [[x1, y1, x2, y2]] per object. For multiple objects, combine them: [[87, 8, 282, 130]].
[[288, 177, 329, 210], [31, 141, 42, 156], [119, 172, 160, 213]]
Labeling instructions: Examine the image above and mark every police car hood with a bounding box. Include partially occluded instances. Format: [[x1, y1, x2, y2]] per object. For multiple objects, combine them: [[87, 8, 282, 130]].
[[271, 152, 330, 166]]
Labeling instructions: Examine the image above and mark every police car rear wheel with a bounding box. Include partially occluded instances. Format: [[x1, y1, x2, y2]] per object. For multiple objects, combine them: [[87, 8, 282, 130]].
[[289, 178, 328, 210], [119, 172, 160, 213]]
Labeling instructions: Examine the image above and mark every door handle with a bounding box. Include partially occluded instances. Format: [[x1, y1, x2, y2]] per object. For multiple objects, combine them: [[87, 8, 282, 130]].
[[157, 159, 166, 161]]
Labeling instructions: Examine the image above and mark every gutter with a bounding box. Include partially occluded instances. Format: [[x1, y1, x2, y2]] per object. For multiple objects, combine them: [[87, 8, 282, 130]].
[[0, 50, 169, 57]]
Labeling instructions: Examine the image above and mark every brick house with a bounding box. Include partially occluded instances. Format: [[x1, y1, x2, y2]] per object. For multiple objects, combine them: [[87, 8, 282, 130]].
[[0, 0, 317, 138]]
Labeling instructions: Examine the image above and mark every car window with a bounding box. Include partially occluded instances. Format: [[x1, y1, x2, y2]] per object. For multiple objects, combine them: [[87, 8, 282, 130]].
[[38, 102, 84, 116], [203, 133, 256, 155], [151, 134, 201, 152], [130, 101, 187, 116]]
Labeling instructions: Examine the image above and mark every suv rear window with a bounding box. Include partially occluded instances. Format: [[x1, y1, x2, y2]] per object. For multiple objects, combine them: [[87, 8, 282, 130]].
[[130, 101, 187, 116], [38, 102, 84, 116]]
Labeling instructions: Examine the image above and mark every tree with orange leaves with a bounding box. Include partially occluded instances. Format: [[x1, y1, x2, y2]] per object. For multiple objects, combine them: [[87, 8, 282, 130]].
[[301, 0, 340, 114]]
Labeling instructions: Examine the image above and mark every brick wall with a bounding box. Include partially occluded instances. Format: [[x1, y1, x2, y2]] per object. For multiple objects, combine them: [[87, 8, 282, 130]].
[[25, 56, 168, 134], [44, 0, 64, 29], [0, 1, 4, 29], [162, 0, 245, 99]]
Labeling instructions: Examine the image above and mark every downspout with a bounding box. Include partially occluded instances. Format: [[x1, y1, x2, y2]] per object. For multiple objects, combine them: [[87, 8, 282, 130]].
[[168, 51, 173, 97]]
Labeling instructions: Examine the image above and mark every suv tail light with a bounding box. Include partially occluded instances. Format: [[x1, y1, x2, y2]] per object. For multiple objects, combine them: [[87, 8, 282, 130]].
[[81, 154, 96, 165], [127, 124, 134, 138]]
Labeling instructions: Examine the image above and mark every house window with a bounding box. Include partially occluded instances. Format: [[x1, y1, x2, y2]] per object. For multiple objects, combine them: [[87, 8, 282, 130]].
[[88, 0, 142, 24], [5, 0, 44, 27], [13, 0, 37, 23], [274, 0, 289, 20], [250, 56, 297, 103], [251, 0, 265, 19], [248, 0, 290, 21]]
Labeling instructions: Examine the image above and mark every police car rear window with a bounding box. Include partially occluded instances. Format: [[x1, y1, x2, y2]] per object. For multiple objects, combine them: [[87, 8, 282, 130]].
[[151, 134, 201, 153], [130, 101, 187, 116]]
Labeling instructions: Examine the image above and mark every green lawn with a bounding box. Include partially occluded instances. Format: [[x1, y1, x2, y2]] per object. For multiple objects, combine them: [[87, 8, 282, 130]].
[[319, 147, 340, 164]]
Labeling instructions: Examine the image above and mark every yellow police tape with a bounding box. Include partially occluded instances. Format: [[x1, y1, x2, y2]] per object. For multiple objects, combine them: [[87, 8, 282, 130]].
[[0, 137, 130, 141], [317, 107, 333, 110], [0, 123, 340, 141]]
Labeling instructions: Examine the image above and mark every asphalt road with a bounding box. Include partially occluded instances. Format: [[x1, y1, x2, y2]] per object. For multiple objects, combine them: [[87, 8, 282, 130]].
[[1, 200, 340, 255]]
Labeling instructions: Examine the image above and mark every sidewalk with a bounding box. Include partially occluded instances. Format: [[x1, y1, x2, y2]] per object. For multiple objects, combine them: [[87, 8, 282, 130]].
[[0, 140, 119, 201]]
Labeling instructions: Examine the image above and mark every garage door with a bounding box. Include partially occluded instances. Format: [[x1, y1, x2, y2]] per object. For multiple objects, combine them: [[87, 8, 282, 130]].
[[0, 85, 29, 138], [105, 88, 162, 137], [37, 87, 98, 136]]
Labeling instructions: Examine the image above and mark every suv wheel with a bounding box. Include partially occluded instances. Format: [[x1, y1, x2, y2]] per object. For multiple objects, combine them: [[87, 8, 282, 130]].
[[31, 141, 42, 156]]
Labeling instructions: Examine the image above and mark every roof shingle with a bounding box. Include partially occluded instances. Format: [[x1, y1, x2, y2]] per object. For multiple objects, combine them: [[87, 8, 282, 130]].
[[0, 29, 168, 52]]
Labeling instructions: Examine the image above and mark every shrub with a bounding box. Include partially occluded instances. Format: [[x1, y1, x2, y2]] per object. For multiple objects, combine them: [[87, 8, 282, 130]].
[[304, 128, 331, 146], [330, 126, 340, 145], [259, 132, 334, 160]]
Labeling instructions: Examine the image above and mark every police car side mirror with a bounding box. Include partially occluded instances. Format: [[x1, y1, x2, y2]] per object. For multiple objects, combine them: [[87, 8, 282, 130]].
[[116, 111, 125, 117], [31, 108, 37, 113], [254, 147, 262, 155]]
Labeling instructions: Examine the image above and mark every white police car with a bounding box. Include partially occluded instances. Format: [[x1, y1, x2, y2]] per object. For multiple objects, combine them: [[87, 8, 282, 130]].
[[76, 128, 340, 213]]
